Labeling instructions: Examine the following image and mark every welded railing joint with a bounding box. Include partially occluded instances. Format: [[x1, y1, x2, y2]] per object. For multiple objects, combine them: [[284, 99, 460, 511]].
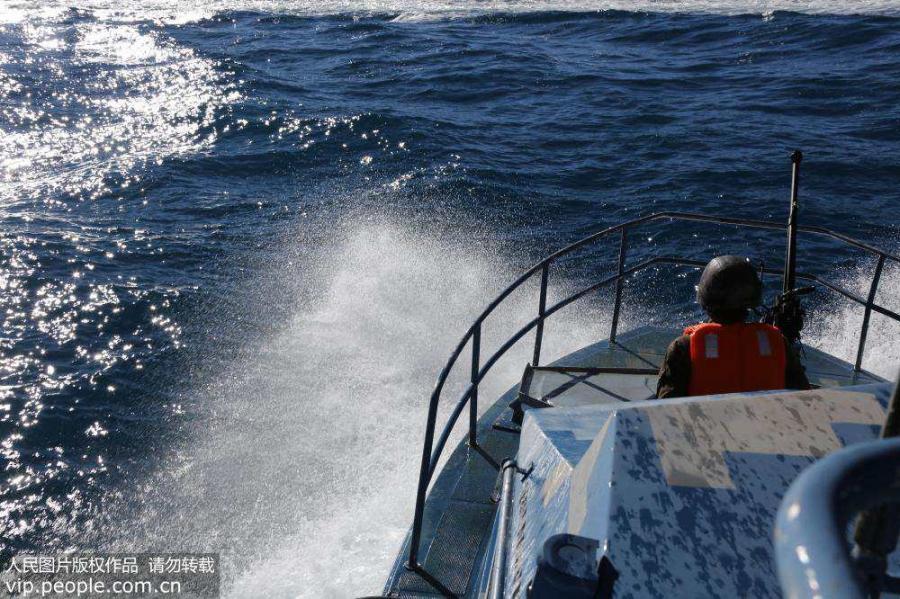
[[855, 255, 886, 373], [428, 386, 476, 477], [532, 265, 549, 367], [610, 227, 629, 344], [404, 562, 458, 598]]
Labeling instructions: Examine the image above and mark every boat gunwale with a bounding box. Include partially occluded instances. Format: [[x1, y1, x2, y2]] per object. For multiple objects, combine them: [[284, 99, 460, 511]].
[[406, 210, 900, 581], [384, 327, 885, 597]]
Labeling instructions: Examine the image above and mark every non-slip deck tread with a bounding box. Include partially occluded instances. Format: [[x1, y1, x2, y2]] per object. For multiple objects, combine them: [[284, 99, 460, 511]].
[[395, 500, 495, 596]]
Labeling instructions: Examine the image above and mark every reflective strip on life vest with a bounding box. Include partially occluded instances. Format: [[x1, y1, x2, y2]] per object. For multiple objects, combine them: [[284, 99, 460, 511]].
[[705, 334, 719, 359]]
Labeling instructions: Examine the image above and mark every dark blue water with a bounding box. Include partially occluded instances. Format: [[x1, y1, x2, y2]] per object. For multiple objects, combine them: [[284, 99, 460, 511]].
[[2, 6, 899, 596]]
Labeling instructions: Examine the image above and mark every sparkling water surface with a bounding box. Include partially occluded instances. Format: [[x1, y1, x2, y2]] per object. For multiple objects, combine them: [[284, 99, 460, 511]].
[[1, 2, 899, 596]]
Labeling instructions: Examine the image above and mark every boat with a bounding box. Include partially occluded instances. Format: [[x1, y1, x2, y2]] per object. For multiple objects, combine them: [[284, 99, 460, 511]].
[[376, 153, 900, 598]]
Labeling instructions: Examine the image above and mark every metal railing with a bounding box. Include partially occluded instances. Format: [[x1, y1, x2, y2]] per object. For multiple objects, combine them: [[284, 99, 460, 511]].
[[487, 459, 518, 599], [775, 437, 900, 599], [405, 211, 900, 586]]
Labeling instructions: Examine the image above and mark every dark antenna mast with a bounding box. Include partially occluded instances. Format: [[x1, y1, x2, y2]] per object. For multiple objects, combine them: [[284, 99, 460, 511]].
[[783, 150, 802, 294], [765, 150, 811, 343]]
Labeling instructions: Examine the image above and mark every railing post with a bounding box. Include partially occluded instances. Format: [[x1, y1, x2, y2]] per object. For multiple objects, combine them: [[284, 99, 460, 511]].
[[408, 388, 441, 569], [469, 323, 481, 448], [532, 265, 549, 367], [609, 228, 628, 344], [855, 255, 885, 373]]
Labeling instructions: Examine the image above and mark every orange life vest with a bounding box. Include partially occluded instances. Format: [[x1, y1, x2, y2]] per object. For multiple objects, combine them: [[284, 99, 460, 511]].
[[683, 322, 786, 396]]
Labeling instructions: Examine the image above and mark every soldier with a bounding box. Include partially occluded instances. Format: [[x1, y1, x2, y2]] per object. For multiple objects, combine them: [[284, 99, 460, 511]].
[[657, 255, 810, 398]]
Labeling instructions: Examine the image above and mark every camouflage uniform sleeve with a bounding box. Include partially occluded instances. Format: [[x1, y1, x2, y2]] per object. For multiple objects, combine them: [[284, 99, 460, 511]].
[[784, 337, 811, 390], [656, 335, 691, 399]]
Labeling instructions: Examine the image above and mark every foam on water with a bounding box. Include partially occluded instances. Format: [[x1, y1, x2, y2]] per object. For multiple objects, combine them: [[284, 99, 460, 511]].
[[1, 0, 899, 27], [3, 1, 898, 594], [107, 215, 605, 597], [805, 258, 900, 380], [106, 210, 900, 597]]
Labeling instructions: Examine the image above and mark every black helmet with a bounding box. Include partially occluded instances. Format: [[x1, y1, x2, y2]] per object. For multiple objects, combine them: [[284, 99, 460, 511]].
[[696, 255, 762, 317]]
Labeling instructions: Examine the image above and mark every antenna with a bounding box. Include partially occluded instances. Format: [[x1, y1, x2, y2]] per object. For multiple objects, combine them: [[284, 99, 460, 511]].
[[766, 151, 807, 343], [783, 150, 802, 294]]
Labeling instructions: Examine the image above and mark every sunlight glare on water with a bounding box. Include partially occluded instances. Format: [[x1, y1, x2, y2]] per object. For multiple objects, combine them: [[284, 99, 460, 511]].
[[0, 5, 237, 556], [0, 13, 238, 205], [1, 1, 899, 597]]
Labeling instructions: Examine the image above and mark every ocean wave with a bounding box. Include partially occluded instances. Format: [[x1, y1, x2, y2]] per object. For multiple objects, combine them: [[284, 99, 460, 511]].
[[2, 0, 900, 28], [2, 1, 899, 594]]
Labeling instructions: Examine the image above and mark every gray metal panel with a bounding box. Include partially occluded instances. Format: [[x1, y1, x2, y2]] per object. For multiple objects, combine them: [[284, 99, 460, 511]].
[[382, 326, 884, 598], [383, 380, 522, 597], [524, 370, 657, 405], [512, 383, 893, 598], [396, 500, 496, 596], [450, 455, 498, 504]]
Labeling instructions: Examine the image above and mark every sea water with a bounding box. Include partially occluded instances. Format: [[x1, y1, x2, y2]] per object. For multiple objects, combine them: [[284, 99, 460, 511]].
[[1, 2, 899, 596]]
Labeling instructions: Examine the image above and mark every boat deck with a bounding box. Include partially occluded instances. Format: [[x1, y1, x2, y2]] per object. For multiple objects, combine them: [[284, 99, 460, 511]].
[[381, 326, 883, 598]]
